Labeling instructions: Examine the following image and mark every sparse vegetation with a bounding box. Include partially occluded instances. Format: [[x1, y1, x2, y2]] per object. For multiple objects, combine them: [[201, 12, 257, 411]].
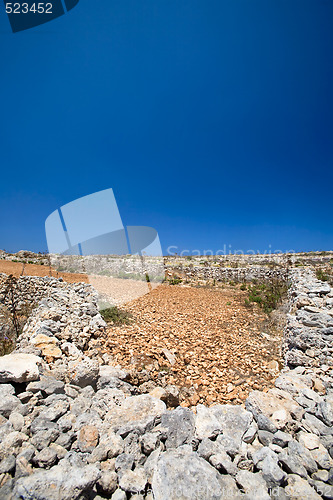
[[316, 267, 333, 285], [100, 306, 133, 325], [245, 277, 289, 314], [0, 274, 37, 354], [169, 277, 182, 285]]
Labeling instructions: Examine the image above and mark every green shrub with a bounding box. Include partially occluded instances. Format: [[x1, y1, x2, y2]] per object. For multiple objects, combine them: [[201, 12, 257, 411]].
[[169, 277, 182, 285], [246, 277, 289, 314], [100, 306, 133, 325], [316, 268, 329, 281]]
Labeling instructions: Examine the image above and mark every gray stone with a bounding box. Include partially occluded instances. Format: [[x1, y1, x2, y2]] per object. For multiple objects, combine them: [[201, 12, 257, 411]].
[[144, 449, 160, 483], [0, 431, 29, 461], [96, 470, 118, 495], [278, 450, 308, 479], [257, 413, 278, 433], [260, 454, 287, 487], [246, 389, 303, 430], [235, 470, 270, 500], [252, 446, 278, 467], [242, 422, 258, 444], [272, 430, 292, 448], [195, 404, 222, 440], [99, 364, 129, 381], [31, 429, 60, 451], [0, 476, 15, 498], [308, 283, 331, 295], [152, 448, 235, 500], [37, 400, 69, 421], [329, 467, 333, 485], [27, 377, 65, 395], [287, 440, 318, 474], [164, 385, 180, 407], [97, 376, 133, 394], [88, 443, 108, 463], [115, 453, 135, 474], [102, 432, 125, 459], [123, 432, 144, 464], [68, 357, 99, 388], [197, 438, 219, 461], [0, 384, 15, 397], [310, 444, 333, 469], [197, 404, 253, 457], [55, 431, 76, 450], [285, 474, 322, 499], [9, 412, 24, 432], [303, 413, 333, 436], [258, 430, 274, 446], [316, 401, 333, 426], [92, 388, 127, 418], [13, 462, 100, 500], [33, 447, 57, 468], [15, 456, 33, 480], [0, 394, 24, 418], [141, 432, 160, 455], [119, 467, 147, 494], [111, 489, 127, 500], [209, 450, 238, 475], [105, 394, 166, 436], [17, 446, 36, 463], [0, 353, 41, 383], [49, 443, 67, 460], [161, 407, 195, 449], [0, 454, 16, 474]]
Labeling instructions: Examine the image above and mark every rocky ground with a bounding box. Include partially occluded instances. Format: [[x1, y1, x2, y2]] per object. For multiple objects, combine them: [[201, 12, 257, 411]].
[[102, 284, 282, 406], [0, 252, 332, 498]]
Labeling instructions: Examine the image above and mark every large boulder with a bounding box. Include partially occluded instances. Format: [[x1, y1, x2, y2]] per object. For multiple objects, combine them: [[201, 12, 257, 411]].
[[0, 353, 41, 383], [13, 462, 100, 500], [105, 395, 166, 436], [161, 407, 195, 449], [68, 357, 99, 388], [245, 388, 304, 430], [152, 448, 240, 500]]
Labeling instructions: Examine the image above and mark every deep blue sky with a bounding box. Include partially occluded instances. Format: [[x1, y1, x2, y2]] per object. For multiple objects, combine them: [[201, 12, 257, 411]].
[[1, 0, 332, 255]]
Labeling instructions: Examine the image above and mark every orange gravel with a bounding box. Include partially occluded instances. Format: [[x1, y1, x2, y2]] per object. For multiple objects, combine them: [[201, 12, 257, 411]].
[[0, 260, 88, 284], [103, 283, 283, 407]]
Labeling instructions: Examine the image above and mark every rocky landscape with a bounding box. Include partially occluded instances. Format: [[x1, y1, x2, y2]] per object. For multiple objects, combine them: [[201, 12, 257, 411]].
[[0, 251, 332, 498]]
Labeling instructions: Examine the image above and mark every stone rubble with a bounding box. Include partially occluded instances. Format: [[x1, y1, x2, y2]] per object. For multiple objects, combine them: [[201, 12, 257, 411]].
[[0, 268, 331, 498]]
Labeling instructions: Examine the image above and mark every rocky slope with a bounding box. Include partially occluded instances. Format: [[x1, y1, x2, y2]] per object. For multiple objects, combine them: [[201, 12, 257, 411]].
[[0, 268, 332, 498]]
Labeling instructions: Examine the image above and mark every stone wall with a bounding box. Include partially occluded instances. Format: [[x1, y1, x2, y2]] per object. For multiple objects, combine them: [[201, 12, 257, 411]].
[[167, 265, 289, 283], [0, 269, 332, 498]]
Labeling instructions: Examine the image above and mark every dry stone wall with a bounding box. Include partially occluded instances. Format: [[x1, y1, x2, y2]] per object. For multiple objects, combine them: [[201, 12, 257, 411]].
[[0, 268, 331, 498]]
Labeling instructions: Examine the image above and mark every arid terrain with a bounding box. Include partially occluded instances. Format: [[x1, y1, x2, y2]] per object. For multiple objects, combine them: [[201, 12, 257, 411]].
[[0, 259, 88, 284], [101, 283, 282, 406], [0, 250, 333, 498]]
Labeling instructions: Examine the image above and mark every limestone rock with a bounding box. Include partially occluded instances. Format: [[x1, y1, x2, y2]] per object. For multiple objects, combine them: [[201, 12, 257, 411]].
[[152, 448, 236, 500], [285, 474, 322, 499], [235, 470, 270, 500], [161, 407, 195, 449], [105, 395, 166, 436], [0, 353, 41, 383], [68, 357, 99, 388], [31, 334, 61, 359], [13, 462, 100, 500]]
